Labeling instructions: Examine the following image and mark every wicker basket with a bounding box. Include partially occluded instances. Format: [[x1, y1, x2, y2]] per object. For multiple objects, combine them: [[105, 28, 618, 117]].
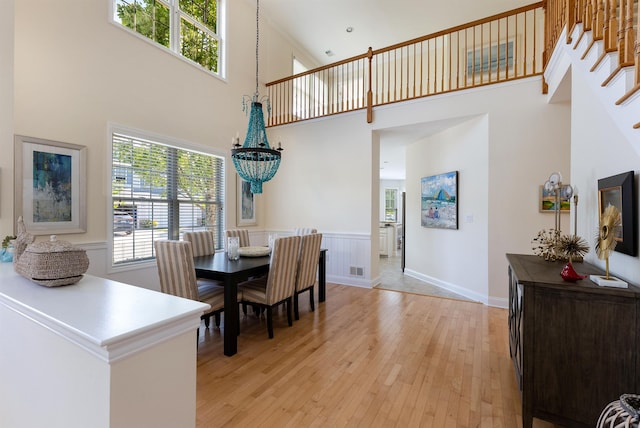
[[13, 217, 89, 287]]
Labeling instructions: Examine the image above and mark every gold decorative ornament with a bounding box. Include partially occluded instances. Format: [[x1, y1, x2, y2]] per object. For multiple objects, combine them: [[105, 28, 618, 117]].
[[595, 205, 620, 262], [591, 205, 627, 288]]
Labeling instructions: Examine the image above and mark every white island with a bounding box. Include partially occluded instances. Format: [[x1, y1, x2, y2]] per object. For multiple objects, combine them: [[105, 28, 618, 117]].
[[0, 263, 209, 428]]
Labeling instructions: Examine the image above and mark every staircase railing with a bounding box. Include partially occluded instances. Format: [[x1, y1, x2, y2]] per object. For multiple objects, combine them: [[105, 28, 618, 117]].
[[266, 3, 545, 126], [546, 0, 639, 103]]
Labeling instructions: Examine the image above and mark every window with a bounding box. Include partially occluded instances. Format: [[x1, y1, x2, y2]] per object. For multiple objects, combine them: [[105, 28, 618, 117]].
[[385, 188, 397, 222], [113, 0, 222, 75], [292, 57, 324, 119], [111, 130, 225, 266]]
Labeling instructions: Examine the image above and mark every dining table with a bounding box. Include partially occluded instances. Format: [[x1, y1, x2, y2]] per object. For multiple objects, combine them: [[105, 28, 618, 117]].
[[193, 248, 327, 356]]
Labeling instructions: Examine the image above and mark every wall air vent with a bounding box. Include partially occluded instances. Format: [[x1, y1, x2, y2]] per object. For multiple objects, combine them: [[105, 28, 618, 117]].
[[350, 266, 364, 276]]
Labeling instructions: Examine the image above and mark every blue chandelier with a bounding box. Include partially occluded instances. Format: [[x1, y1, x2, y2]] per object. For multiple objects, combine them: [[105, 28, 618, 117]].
[[231, 0, 282, 194]]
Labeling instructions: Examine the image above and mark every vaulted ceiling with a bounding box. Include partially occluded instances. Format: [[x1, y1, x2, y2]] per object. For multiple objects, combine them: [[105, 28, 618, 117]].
[[254, 0, 535, 180], [256, 0, 534, 66]]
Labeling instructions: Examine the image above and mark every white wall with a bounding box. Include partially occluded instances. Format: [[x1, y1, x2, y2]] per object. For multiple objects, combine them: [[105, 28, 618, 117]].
[[262, 112, 377, 286], [12, 0, 253, 243], [543, 28, 640, 290], [264, 111, 374, 233], [7, 0, 305, 289], [265, 78, 571, 304], [405, 116, 489, 302], [0, 1, 14, 231], [6, 1, 583, 305], [571, 67, 640, 282], [395, 80, 572, 306]]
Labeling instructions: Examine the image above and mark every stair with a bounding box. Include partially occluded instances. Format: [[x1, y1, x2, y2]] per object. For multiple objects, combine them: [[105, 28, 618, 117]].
[[544, 23, 639, 151]]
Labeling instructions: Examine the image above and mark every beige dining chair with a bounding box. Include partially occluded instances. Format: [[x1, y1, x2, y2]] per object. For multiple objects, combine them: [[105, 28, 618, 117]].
[[184, 231, 228, 324], [239, 235, 301, 338], [225, 229, 250, 247], [293, 233, 322, 320], [293, 227, 317, 236], [155, 240, 226, 330], [183, 230, 216, 256]]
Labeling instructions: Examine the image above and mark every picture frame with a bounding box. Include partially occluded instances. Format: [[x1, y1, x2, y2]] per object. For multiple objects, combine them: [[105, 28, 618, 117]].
[[421, 171, 458, 230], [597, 171, 636, 256], [14, 135, 86, 235], [466, 40, 514, 76], [465, 38, 516, 84], [237, 177, 257, 226], [539, 185, 571, 213]]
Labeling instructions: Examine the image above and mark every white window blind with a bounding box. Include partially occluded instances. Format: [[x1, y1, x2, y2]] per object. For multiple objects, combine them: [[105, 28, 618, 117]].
[[111, 132, 224, 265]]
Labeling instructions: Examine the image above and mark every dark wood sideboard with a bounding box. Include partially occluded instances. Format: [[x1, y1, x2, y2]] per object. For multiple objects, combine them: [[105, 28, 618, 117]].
[[506, 254, 640, 427]]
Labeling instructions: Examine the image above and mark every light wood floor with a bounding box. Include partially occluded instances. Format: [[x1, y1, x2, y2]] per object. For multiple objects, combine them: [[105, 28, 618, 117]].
[[195, 283, 558, 427]]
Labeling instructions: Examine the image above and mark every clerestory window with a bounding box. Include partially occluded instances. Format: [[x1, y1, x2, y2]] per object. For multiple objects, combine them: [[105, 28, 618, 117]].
[[111, 128, 225, 266], [111, 0, 222, 75]]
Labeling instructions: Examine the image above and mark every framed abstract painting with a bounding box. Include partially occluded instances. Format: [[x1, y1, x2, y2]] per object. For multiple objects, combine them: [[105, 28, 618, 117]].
[[237, 177, 257, 226], [14, 135, 86, 235]]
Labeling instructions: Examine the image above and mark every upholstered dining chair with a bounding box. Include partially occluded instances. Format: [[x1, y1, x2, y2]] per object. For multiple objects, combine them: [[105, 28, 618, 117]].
[[293, 233, 322, 320], [225, 229, 250, 247], [184, 230, 227, 322], [239, 235, 301, 338], [183, 230, 216, 256], [293, 227, 317, 236], [154, 240, 226, 330]]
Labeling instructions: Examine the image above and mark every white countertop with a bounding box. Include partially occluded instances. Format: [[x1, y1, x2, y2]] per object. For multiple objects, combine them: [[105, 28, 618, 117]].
[[0, 263, 210, 362]]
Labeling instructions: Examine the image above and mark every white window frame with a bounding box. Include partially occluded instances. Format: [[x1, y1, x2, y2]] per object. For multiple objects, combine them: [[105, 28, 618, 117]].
[[293, 57, 325, 120], [108, 124, 226, 271], [109, 0, 225, 78]]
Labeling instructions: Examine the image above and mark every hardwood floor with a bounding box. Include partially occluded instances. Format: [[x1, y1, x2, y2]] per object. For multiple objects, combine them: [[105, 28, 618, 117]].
[[195, 283, 558, 427]]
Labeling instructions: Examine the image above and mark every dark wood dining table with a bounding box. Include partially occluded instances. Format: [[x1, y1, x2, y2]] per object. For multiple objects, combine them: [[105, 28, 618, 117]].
[[193, 249, 327, 356]]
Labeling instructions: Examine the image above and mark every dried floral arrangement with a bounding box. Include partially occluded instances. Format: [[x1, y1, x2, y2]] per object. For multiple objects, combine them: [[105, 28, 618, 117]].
[[532, 229, 561, 261], [556, 234, 589, 262], [532, 228, 589, 262]]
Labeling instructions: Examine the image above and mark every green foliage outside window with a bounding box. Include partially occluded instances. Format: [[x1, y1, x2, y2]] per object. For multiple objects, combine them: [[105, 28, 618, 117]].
[[180, 0, 217, 32], [180, 18, 219, 72], [115, 0, 219, 74], [116, 0, 170, 48]]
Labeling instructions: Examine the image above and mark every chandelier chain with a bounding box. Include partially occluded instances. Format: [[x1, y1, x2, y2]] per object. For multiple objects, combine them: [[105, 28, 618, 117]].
[[255, 0, 260, 96]]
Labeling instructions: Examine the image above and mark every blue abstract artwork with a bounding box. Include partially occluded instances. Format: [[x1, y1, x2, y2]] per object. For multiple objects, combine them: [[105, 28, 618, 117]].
[[32, 150, 73, 222]]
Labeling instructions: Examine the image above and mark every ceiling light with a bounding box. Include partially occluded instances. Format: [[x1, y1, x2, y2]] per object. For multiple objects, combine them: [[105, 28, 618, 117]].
[[325, 50, 334, 57], [346, 27, 354, 33], [231, 0, 283, 194]]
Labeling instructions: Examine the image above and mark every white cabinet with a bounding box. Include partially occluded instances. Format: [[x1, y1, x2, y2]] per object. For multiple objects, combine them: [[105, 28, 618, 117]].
[[379, 226, 395, 257], [0, 264, 208, 428], [379, 228, 388, 256]]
